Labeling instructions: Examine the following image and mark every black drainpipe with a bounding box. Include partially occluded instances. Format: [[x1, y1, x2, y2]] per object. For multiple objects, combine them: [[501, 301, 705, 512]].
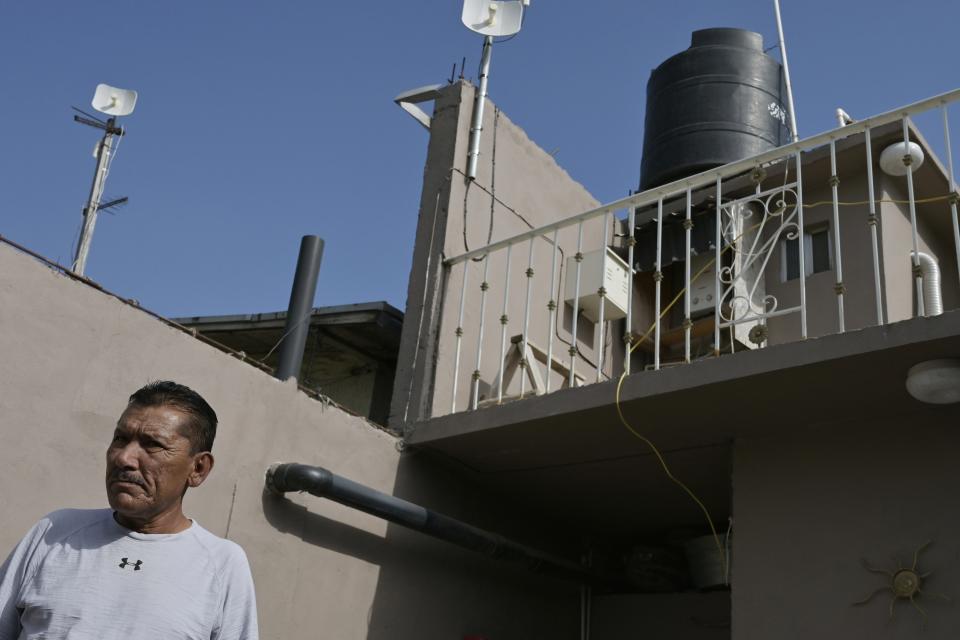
[[275, 235, 324, 382], [266, 463, 615, 587]]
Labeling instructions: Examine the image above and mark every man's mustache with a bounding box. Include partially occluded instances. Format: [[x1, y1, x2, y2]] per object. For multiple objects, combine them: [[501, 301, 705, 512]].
[[111, 471, 146, 487]]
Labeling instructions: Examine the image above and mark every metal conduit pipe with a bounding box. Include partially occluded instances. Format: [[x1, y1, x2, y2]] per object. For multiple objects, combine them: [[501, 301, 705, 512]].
[[266, 463, 615, 587], [465, 36, 493, 180], [913, 251, 943, 316], [276, 236, 324, 381]]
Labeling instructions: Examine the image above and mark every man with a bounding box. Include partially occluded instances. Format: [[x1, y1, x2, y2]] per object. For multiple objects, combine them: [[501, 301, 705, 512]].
[[0, 381, 258, 639]]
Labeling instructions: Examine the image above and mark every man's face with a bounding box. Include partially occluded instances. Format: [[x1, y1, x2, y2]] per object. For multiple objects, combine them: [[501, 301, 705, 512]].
[[105, 404, 203, 524]]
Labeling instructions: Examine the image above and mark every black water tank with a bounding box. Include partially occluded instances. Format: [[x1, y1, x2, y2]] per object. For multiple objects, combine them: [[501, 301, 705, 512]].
[[638, 28, 791, 191]]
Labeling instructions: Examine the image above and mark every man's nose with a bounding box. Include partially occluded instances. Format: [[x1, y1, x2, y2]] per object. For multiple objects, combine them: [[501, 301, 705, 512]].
[[111, 441, 142, 469]]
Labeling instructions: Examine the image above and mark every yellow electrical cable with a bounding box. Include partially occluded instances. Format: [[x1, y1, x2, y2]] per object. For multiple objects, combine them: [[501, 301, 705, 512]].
[[615, 250, 731, 578], [803, 194, 955, 208]]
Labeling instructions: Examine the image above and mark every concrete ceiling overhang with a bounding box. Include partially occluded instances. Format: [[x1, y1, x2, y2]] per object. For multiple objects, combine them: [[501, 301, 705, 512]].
[[174, 302, 403, 382], [408, 311, 960, 537]]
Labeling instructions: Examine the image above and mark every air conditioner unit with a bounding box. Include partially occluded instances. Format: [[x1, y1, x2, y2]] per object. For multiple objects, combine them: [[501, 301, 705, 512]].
[[564, 247, 630, 323]]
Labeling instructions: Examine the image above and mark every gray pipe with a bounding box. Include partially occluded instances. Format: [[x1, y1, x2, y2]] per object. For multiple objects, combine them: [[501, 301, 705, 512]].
[[265, 462, 615, 586], [276, 236, 324, 381]]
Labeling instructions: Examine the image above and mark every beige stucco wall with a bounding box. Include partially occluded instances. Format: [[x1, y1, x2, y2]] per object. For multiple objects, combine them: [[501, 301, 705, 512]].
[[0, 242, 579, 639], [731, 410, 960, 639], [762, 147, 888, 344], [760, 141, 958, 345], [442, 85, 611, 411], [320, 368, 377, 418], [391, 82, 612, 427], [592, 592, 730, 638]]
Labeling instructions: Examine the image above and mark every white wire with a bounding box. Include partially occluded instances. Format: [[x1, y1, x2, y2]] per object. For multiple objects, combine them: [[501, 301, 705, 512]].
[[724, 517, 734, 586], [102, 125, 125, 192]]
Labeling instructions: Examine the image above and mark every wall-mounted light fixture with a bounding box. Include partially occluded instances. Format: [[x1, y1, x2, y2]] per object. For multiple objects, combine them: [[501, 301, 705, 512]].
[[879, 141, 925, 176], [906, 359, 960, 404]]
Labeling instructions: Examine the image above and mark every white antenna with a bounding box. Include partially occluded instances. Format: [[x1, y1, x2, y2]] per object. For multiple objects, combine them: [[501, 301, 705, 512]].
[[461, 0, 529, 180], [71, 84, 137, 276], [773, 0, 799, 142], [92, 84, 138, 117], [461, 0, 525, 37]]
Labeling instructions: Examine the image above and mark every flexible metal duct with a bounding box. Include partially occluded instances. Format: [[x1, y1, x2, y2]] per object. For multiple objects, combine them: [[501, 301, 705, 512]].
[[913, 251, 943, 316]]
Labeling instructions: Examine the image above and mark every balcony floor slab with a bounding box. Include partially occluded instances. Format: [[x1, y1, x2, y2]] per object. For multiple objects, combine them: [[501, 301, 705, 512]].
[[406, 311, 960, 536]]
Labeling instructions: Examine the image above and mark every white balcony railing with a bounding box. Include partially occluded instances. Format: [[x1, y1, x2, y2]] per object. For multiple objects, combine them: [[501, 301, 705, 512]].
[[439, 88, 960, 416]]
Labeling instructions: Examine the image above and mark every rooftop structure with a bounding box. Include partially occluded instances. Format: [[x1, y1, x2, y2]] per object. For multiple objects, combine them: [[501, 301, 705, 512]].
[[1, 23, 959, 640], [175, 302, 402, 425], [387, 76, 960, 635]]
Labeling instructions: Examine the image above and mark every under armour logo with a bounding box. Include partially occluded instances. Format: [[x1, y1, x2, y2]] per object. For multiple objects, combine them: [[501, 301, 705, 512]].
[[119, 557, 143, 571]]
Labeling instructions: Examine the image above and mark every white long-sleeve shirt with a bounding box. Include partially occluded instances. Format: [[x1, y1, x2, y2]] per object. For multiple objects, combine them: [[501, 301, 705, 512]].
[[0, 509, 258, 640]]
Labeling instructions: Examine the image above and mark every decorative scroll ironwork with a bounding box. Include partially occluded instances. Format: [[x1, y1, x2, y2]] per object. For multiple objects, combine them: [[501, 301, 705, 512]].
[[717, 184, 802, 338]]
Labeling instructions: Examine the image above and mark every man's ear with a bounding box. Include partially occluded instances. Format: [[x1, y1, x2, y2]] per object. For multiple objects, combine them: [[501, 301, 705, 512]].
[[188, 452, 215, 488]]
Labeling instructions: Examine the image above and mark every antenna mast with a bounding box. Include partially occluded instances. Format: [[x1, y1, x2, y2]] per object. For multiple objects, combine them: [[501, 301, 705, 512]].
[[773, 0, 799, 142], [72, 84, 137, 276], [466, 35, 494, 180], [461, 0, 529, 180]]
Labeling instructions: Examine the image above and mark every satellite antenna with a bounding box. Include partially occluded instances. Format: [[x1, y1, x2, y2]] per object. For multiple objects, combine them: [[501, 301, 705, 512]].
[[71, 84, 137, 276], [92, 84, 138, 117], [461, 0, 529, 180], [461, 0, 525, 37]]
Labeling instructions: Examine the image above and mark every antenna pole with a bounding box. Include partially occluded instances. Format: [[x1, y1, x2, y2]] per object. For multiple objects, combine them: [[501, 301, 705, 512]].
[[774, 0, 799, 142], [73, 117, 118, 276], [466, 35, 494, 180]]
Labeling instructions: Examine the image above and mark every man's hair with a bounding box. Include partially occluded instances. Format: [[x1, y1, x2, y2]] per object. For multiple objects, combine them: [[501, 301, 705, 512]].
[[127, 381, 218, 454]]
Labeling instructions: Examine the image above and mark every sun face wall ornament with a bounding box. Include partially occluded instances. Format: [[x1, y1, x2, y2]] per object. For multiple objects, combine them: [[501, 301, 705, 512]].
[[853, 541, 950, 630]]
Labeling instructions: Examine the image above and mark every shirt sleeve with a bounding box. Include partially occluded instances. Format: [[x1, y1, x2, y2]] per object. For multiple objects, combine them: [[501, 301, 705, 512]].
[[212, 544, 258, 640], [0, 518, 51, 640]]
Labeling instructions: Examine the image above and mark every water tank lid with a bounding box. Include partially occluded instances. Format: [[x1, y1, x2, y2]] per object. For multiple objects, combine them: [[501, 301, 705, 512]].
[[690, 28, 763, 51]]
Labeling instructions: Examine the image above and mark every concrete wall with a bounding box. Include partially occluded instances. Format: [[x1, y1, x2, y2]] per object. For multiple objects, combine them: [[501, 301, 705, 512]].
[[390, 82, 610, 428], [761, 147, 887, 344], [731, 409, 960, 639], [0, 241, 580, 639], [592, 592, 730, 639], [318, 367, 377, 419], [760, 140, 959, 345]]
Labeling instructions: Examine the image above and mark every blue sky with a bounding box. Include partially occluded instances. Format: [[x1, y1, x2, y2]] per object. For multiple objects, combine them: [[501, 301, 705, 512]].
[[1, 1, 957, 318]]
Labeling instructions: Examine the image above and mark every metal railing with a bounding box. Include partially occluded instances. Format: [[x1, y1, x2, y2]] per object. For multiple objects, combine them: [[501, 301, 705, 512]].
[[439, 88, 960, 416]]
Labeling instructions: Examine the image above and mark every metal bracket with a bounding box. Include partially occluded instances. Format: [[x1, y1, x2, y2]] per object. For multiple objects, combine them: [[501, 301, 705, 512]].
[[393, 84, 444, 131]]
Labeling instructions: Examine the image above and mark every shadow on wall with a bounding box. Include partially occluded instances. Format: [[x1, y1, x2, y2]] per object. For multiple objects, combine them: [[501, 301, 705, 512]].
[[262, 453, 581, 640], [261, 489, 393, 568], [365, 453, 581, 640]]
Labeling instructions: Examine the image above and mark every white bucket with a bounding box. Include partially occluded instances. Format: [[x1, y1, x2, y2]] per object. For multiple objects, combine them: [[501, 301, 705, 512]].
[[684, 534, 731, 589]]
